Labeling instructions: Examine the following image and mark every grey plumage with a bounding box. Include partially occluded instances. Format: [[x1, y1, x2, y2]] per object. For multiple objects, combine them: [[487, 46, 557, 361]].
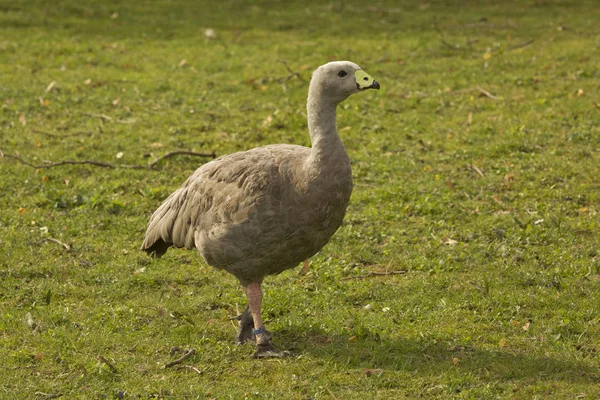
[[141, 61, 379, 357]]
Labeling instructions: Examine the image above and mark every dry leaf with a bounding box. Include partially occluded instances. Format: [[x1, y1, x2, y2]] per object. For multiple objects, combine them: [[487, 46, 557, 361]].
[[112, 98, 120, 106], [34, 353, 45, 360], [483, 52, 492, 60], [33, 141, 41, 148], [577, 89, 584, 97], [522, 321, 530, 331], [348, 336, 357, 343], [42, 175, 49, 182], [84, 78, 92, 85], [178, 59, 187, 67], [467, 112, 472, 125], [18, 113, 26, 126], [110, 12, 119, 19], [45, 81, 56, 93], [592, 101, 599, 109], [18, 207, 26, 214], [452, 357, 460, 365], [499, 338, 507, 348], [149, 142, 164, 148]]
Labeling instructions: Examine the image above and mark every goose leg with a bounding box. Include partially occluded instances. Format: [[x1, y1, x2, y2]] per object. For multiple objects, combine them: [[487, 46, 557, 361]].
[[235, 307, 254, 344], [245, 281, 287, 358]]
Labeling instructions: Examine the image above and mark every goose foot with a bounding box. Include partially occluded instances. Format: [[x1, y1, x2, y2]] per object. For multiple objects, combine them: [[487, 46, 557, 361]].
[[253, 341, 290, 359], [234, 308, 271, 344]]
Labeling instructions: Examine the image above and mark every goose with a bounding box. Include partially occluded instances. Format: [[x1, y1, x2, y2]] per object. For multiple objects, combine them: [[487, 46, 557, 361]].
[[141, 61, 380, 357]]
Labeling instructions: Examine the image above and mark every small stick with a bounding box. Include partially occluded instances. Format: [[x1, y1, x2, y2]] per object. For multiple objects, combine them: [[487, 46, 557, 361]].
[[164, 348, 196, 369], [34, 392, 63, 399], [149, 150, 217, 168], [32, 129, 93, 138], [0, 149, 216, 170], [0, 151, 144, 169], [44, 237, 71, 251], [476, 86, 499, 100], [98, 355, 118, 374], [341, 271, 406, 281], [507, 39, 535, 51]]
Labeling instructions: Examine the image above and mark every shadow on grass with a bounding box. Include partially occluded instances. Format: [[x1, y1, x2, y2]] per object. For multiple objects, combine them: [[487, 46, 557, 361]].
[[274, 327, 598, 384]]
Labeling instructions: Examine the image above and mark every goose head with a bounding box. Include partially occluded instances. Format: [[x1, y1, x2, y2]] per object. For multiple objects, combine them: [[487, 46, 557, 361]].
[[310, 61, 380, 103]]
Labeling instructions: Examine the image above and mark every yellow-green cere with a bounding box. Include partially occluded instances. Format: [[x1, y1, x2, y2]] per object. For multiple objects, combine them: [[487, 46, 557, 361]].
[[354, 70, 374, 89]]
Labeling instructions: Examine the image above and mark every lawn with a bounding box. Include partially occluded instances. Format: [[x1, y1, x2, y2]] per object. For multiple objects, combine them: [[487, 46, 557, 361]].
[[1, 0, 599, 398]]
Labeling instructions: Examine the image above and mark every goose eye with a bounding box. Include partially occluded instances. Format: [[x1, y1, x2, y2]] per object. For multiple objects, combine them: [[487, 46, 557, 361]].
[[338, 71, 347, 77]]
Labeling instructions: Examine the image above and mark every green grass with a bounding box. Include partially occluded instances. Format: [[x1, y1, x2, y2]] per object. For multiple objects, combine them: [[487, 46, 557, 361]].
[[1, 0, 600, 398]]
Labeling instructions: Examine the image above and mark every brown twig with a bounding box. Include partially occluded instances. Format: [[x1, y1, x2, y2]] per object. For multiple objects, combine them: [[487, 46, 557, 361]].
[[507, 39, 535, 51], [98, 355, 118, 374], [341, 271, 406, 281], [164, 348, 196, 369], [32, 129, 93, 138], [44, 237, 71, 251], [149, 150, 217, 168], [34, 392, 63, 399], [0, 149, 216, 170]]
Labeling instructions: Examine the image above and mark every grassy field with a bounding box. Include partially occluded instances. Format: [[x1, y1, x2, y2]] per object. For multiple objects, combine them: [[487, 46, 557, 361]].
[[1, 0, 600, 398]]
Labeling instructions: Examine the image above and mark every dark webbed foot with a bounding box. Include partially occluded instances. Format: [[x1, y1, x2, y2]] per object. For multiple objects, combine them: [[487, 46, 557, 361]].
[[253, 341, 290, 359]]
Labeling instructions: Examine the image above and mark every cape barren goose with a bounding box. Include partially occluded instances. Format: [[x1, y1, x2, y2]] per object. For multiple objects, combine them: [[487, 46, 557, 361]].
[[141, 61, 380, 357]]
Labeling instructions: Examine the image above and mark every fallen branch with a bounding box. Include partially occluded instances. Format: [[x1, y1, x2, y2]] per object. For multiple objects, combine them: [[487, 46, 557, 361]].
[[0, 148, 216, 170], [32, 129, 93, 138], [34, 392, 62, 399], [341, 271, 406, 281], [164, 348, 196, 369], [98, 355, 118, 374], [507, 39, 535, 51], [149, 150, 217, 168], [44, 237, 71, 251]]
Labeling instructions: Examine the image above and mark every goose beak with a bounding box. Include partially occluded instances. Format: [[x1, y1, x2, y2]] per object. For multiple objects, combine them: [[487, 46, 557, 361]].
[[368, 80, 380, 90], [355, 70, 380, 91]]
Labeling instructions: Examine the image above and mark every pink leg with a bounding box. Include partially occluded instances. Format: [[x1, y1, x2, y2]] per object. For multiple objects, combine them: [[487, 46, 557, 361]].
[[244, 281, 288, 358], [245, 282, 269, 345]]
